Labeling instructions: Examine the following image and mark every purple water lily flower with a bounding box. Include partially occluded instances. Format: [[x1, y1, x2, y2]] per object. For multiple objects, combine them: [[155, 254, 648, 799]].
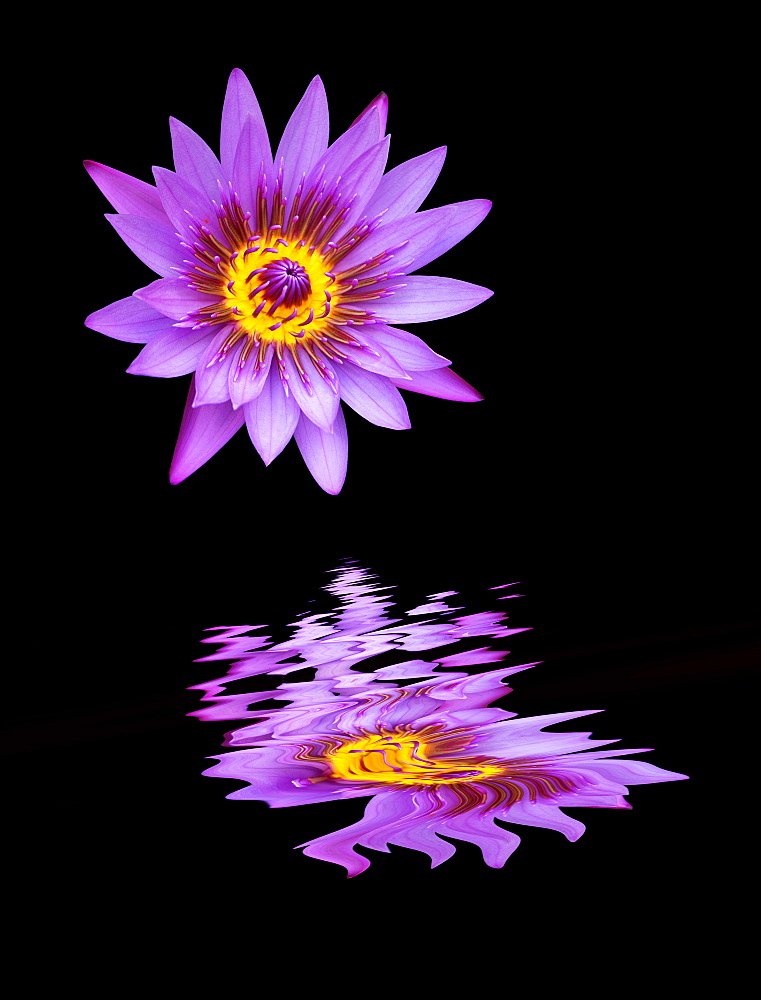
[[204, 667, 688, 876], [84, 71, 492, 493]]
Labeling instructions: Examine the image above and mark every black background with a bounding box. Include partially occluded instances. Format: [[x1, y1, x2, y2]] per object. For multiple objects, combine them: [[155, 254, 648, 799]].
[[15, 10, 755, 985]]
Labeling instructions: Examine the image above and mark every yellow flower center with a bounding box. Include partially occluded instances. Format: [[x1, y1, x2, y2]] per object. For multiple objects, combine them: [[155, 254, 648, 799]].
[[325, 730, 505, 786], [218, 238, 335, 345]]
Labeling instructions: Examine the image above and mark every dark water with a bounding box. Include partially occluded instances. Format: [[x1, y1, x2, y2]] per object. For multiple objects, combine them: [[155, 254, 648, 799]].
[[21, 14, 756, 985]]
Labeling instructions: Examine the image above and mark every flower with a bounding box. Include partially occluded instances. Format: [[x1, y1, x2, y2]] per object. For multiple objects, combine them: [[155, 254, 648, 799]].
[[84, 71, 493, 493], [203, 666, 688, 876]]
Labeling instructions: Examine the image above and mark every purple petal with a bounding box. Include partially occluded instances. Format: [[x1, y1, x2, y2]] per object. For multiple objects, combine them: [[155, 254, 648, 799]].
[[232, 116, 273, 218], [498, 800, 586, 842], [127, 325, 214, 377], [133, 278, 210, 321], [220, 68, 271, 176], [378, 275, 493, 323], [432, 798, 522, 868], [169, 117, 226, 205], [275, 76, 329, 204], [228, 344, 273, 410], [358, 323, 450, 371], [305, 108, 381, 192], [106, 214, 183, 277], [410, 199, 492, 271], [282, 349, 340, 432], [350, 92, 388, 137], [293, 407, 348, 495], [152, 166, 219, 242], [389, 366, 483, 401], [333, 137, 391, 234], [337, 364, 410, 429], [193, 330, 238, 404], [169, 376, 245, 484], [244, 369, 300, 464], [334, 332, 408, 377], [572, 758, 689, 785], [363, 147, 447, 224], [84, 161, 168, 224], [84, 296, 175, 343], [338, 205, 456, 274], [298, 789, 415, 876]]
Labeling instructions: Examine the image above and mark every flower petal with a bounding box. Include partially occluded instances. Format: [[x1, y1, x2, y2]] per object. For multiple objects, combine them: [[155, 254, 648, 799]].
[[335, 332, 409, 377], [228, 344, 273, 410], [337, 205, 456, 274], [169, 117, 226, 205], [410, 199, 492, 271], [84, 161, 168, 223], [389, 366, 483, 401], [127, 325, 214, 377], [293, 407, 348, 495], [232, 116, 273, 217], [282, 349, 340, 432], [169, 376, 245, 484], [152, 166, 218, 241], [499, 800, 587, 842], [351, 92, 388, 137], [275, 76, 329, 204], [337, 364, 411, 429], [193, 330, 238, 404], [305, 108, 381, 193], [220, 68, 271, 176], [105, 214, 183, 277], [133, 278, 209, 321], [84, 296, 175, 343], [378, 275, 493, 323], [244, 370, 300, 465], [333, 137, 391, 234], [363, 147, 447, 224], [359, 323, 451, 370]]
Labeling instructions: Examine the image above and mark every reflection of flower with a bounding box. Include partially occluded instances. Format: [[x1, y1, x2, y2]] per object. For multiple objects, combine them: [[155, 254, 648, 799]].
[[85, 71, 492, 492], [204, 668, 688, 876]]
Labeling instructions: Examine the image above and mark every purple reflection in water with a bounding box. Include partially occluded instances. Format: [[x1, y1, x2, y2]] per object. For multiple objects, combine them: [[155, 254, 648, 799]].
[[192, 562, 687, 876]]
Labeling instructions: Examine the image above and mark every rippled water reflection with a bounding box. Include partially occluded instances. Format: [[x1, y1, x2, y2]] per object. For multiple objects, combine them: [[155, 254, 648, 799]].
[[191, 561, 687, 876]]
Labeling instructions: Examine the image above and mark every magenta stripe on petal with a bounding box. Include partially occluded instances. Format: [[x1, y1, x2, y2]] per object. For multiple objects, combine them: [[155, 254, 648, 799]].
[[351, 92, 388, 137], [378, 275, 493, 323], [84, 296, 176, 344], [244, 369, 300, 465], [293, 407, 348, 495], [84, 161, 168, 224], [169, 376, 245, 484], [389, 366, 483, 401], [220, 68, 271, 176], [106, 214, 183, 278]]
